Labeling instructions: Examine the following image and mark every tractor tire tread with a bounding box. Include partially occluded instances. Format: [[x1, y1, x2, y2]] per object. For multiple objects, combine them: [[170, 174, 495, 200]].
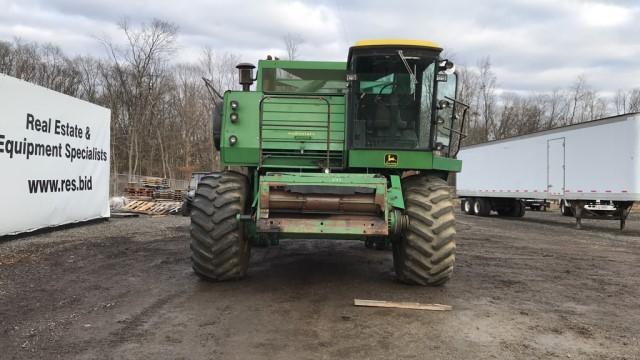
[[393, 175, 456, 286], [190, 172, 250, 281]]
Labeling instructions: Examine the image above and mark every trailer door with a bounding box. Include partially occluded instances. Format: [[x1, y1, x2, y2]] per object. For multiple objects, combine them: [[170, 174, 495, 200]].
[[547, 138, 565, 196]]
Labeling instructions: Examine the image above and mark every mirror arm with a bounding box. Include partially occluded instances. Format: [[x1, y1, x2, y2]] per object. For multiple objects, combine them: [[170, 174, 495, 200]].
[[452, 106, 469, 157], [442, 125, 467, 137], [444, 96, 469, 109], [202, 77, 224, 103]]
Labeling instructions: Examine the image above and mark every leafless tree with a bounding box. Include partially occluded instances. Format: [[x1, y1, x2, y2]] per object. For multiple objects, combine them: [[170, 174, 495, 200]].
[[200, 47, 240, 92], [614, 89, 628, 114], [456, 65, 484, 145], [612, 89, 640, 115], [477, 57, 497, 141], [628, 89, 640, 112], [74, 56, 103, 103], [99, 18, 178, 178], [567, 75, 588, 124], [543, 88, 567, 128], [283, 33, 303, 60], [0, 41, 14, 74]]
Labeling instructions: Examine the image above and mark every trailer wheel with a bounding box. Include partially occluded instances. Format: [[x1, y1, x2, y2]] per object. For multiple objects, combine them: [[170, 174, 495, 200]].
[[560, 200, 573, 217], [496, 208, 510, 216], [473, 198, 491, 216], [190, 172, 251, 281], [463, 199, 475, 215], [509, 200, 525, 217], [393, 175, 456, 286]]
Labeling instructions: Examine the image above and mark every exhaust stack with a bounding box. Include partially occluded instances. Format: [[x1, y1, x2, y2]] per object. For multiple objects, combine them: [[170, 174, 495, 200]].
[[236, 63, 256, 91]]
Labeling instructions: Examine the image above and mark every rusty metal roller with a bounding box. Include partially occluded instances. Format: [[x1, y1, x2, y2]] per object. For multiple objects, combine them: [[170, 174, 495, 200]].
[[268, 190, 381, 215]]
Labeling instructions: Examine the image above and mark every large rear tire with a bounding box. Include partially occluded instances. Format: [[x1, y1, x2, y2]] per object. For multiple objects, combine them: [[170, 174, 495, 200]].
[[393, 175, 456, 286], [190, 172, 251, 281]]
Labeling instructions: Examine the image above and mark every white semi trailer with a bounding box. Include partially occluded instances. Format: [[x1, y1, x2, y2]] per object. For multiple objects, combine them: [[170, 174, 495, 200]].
[[456, 113, 640, 230]]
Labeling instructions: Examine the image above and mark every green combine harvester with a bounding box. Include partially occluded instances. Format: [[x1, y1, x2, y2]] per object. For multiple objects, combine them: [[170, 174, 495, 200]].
[[192, 39, 467, 286]]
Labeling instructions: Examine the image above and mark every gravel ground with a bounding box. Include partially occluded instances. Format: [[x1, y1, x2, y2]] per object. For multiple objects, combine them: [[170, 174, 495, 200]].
[[0, 209, 639, 360]]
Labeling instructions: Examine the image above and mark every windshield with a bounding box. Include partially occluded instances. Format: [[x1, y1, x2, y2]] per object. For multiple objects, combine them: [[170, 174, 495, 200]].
[[262, 67, 346, 94], [350, 50, 437, 150]]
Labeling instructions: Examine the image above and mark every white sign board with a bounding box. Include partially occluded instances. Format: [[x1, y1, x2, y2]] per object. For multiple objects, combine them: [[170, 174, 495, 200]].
[[0, 74, 110, 236]]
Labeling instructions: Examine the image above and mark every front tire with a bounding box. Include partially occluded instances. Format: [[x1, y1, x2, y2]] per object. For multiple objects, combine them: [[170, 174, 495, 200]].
[[393, 176, 456, 286], [190, 172, 251, 281]]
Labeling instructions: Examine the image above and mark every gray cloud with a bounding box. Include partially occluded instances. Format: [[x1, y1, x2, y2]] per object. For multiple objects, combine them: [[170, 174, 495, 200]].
[[0, 0, 638, 93]]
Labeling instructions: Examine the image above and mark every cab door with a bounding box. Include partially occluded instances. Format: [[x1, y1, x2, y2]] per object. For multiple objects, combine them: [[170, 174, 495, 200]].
[[434, 72, 458, 153]]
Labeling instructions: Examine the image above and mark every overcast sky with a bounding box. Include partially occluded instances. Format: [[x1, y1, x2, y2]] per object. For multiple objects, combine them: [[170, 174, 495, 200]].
[[1, 0, 638, 95]]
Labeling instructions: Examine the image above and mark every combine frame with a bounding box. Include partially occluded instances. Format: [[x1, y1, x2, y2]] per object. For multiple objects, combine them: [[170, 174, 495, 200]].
[[191, 40, 467, 285]]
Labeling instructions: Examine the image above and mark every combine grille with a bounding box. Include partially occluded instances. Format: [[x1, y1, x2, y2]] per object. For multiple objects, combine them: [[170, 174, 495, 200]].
[[259, 95, 345, 169]]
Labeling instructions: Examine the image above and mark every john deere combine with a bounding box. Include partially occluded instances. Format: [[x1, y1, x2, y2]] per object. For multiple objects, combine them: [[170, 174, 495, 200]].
[[191, 39, 467, 285]]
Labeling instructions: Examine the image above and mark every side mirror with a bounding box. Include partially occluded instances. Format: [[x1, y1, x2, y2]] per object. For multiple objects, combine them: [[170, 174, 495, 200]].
[[438, 60, 455, 74], [437, 99, 451, 110]]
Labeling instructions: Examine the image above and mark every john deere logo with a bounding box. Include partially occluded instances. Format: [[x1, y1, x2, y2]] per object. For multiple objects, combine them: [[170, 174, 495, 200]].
[[384, 153, 398, 166]]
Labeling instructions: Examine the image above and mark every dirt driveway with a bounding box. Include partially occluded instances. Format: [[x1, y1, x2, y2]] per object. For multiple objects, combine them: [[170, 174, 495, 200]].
[[1, 210, 639, 359]]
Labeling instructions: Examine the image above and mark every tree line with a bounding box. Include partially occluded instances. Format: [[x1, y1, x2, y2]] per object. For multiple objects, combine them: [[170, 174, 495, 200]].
[[457, 57, 640, 145], [1, 19, 639, 178]]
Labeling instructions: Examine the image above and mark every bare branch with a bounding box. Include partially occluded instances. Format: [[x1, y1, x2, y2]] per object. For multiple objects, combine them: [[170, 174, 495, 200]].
[[283, 32, 304, 60]]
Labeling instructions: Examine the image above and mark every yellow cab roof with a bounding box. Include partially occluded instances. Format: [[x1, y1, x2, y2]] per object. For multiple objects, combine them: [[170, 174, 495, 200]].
[[353, 39, 442, 50]]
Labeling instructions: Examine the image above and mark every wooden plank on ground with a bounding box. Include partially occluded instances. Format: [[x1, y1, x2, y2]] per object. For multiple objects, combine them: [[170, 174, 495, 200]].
[[123, 201, 144, 210], [120, 199, 181, 215], [139, 202, 156, 211], [111, 212, 140, 218], [353, 299, 452, 311]]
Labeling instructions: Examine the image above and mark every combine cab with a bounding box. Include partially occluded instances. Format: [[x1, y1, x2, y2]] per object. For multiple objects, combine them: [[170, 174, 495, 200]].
[[191, 39, 467, 285]]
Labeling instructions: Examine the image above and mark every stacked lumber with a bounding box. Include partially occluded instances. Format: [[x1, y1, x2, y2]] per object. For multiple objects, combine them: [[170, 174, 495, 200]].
[[121, 200, 182, 215], [123, 187, 154, 197], [154, 189, 185, 201], [118, 176, 187, 215], [140, 177, 170, 189]]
